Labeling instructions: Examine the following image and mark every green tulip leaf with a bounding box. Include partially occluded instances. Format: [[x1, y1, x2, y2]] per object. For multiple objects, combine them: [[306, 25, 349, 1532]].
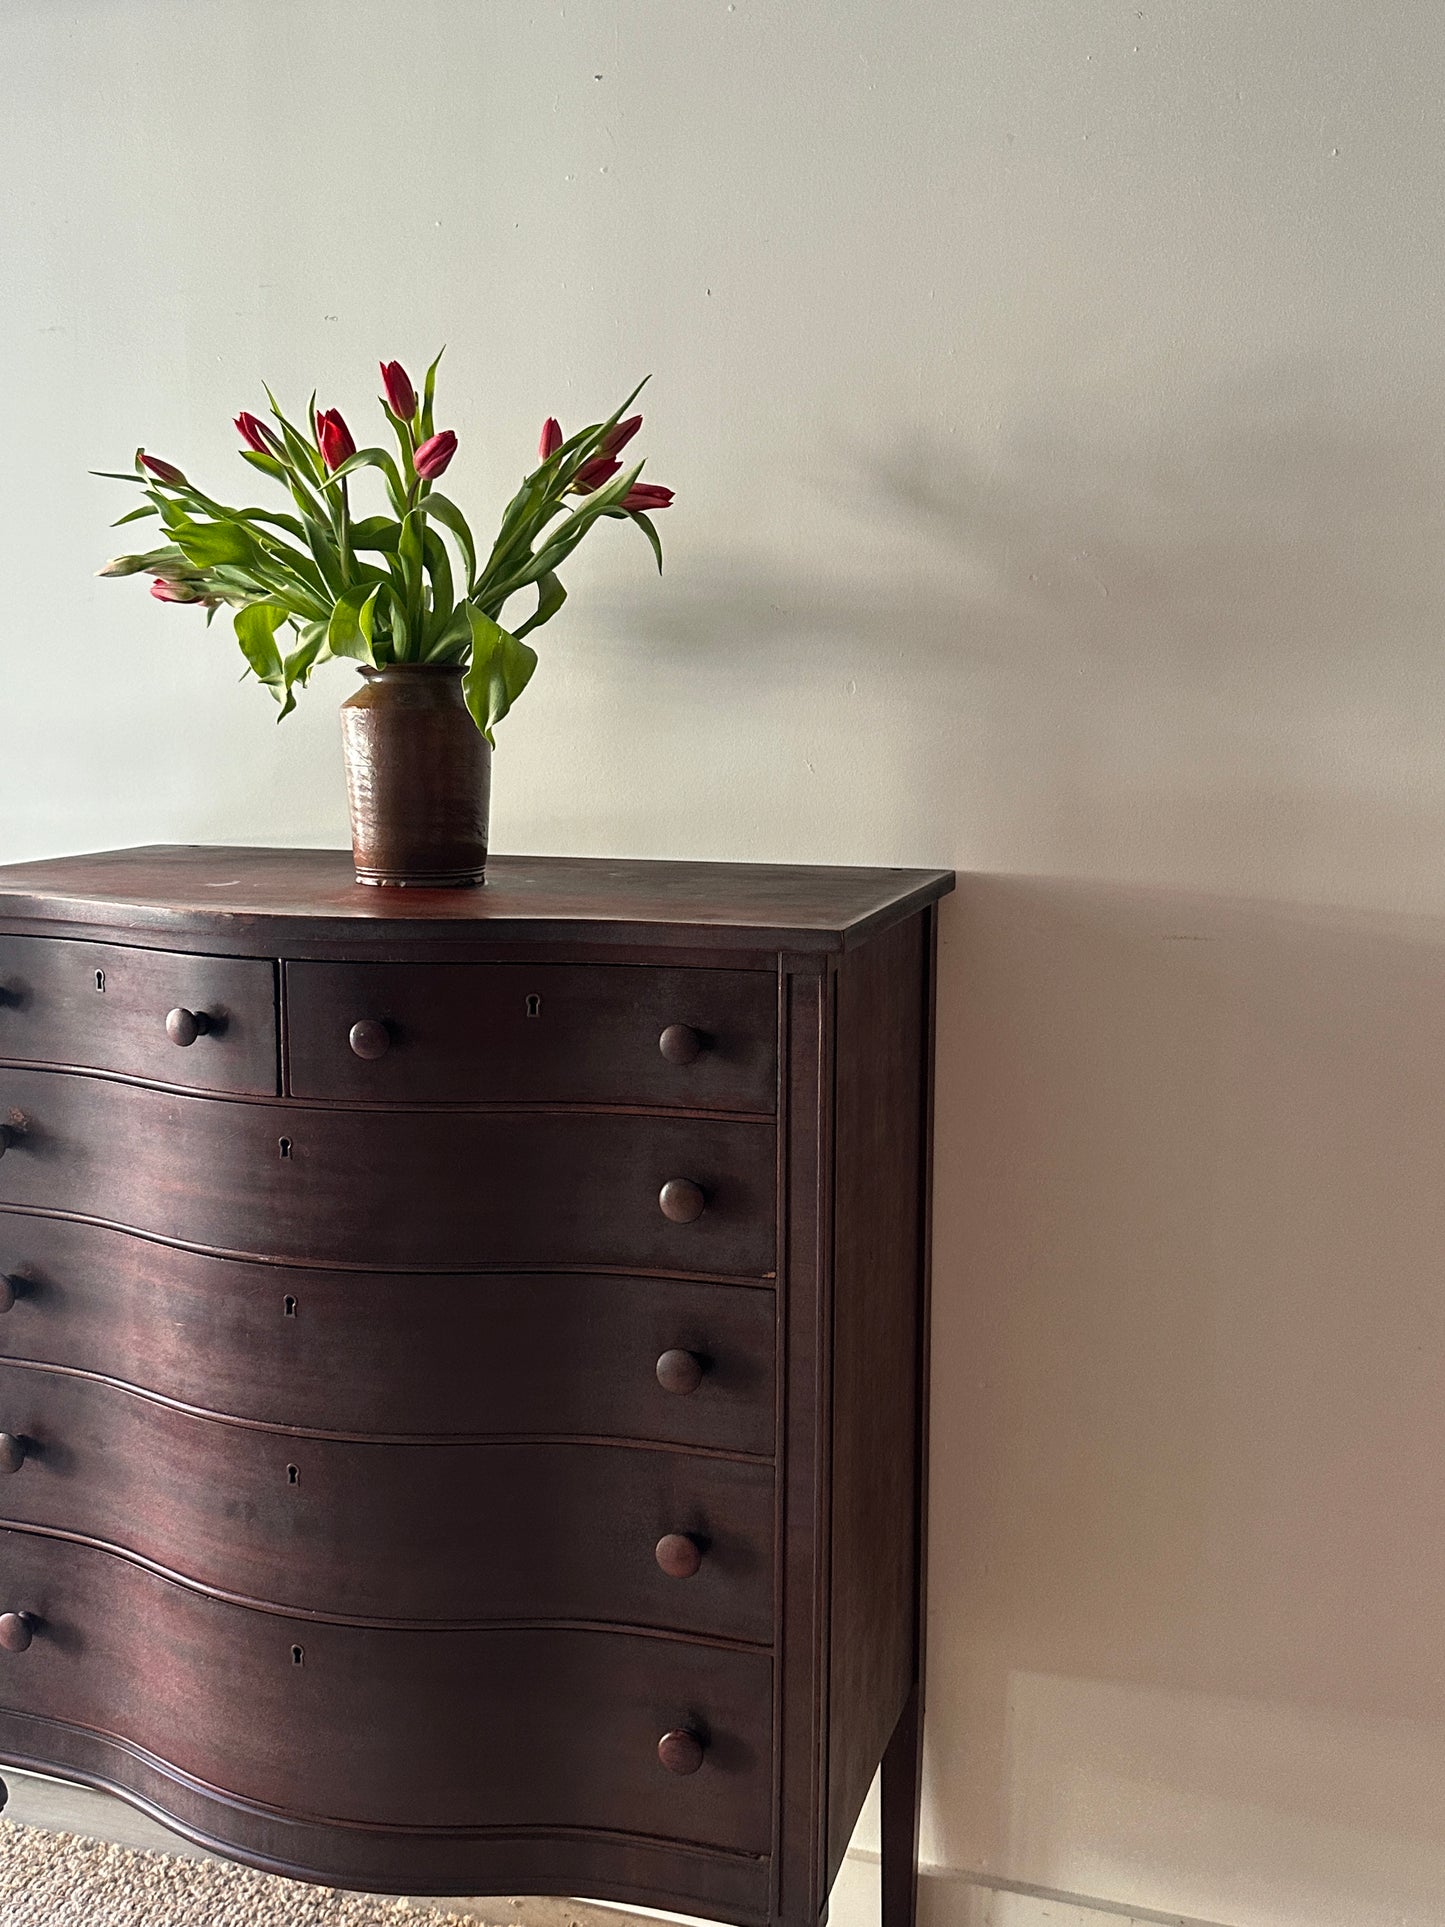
[[278, 618, 330, 719], [263, 387, 326, 483], [174, 518, 258, 569], [328, 585, 378, 665], [233, 601, 288, 700], [422, 492, 477, 590], [421, 347, 444, 440], [350, 515, 402, 556], [463, 605, 537, 744], [422, 527, 454, 628], [422, 604, 471, 662], [631, 509, 665, 574], [513, 570, 567, 641], [322, 446, 405, 499], [240, 450, 289, 483]]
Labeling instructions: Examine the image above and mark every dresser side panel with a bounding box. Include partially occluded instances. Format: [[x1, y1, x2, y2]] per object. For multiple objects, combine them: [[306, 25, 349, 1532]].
[[824, 912, 928, 1884], [773, 959, 833, 1927]]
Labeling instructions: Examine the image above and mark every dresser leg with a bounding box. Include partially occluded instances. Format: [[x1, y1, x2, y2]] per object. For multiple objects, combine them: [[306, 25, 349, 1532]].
[[880, 1686, 922, 1927]]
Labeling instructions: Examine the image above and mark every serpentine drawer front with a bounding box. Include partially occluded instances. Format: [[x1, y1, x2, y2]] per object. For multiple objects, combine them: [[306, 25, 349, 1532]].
[[0, 1218, 776, 1450], [0, 1071, 776, 1274], [0, 846, 952, 1927]]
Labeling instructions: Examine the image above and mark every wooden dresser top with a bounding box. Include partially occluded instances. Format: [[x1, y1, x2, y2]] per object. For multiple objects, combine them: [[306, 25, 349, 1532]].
[[0, 846, 954, 955]]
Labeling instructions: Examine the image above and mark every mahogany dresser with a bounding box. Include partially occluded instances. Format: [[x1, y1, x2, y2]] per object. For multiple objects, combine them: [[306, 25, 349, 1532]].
[[0, 846, 951, 1927]]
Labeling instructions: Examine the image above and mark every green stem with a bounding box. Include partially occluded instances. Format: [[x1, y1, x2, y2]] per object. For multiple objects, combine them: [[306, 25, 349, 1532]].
[[339, 479, 354, 587]]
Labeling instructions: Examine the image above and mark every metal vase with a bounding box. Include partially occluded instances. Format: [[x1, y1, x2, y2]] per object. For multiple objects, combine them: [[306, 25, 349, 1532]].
[[340, 665, 491, 888]]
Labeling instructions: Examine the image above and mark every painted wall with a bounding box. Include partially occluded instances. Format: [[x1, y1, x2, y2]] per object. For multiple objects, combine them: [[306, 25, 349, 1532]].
[[4, 5, 1445, 1924]]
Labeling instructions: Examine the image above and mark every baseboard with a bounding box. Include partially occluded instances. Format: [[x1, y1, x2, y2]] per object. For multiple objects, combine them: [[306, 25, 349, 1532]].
[[827, 1851, 1236, 1927]]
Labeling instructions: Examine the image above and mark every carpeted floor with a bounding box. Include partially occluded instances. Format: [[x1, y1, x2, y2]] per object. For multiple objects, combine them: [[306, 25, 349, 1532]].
[[0, 1819, 514, 1926]]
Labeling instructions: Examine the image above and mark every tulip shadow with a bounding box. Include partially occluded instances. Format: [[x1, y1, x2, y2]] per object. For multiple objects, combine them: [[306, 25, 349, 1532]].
[[586, 360, 1445, 886], [574, 363, 1445, 1913]]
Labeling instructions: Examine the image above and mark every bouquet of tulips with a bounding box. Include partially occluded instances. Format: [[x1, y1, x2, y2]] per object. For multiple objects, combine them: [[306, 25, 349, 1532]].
[[97, 355, 672, 739]]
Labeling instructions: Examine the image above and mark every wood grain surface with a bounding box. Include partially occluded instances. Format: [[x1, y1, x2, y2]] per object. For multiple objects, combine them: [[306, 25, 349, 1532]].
[[0, 1216, 776, 1450], [0, 1367, 774, 1636], [0, 936, 276, 1095], [0, 1530, 773, 1849], [284, 960, 776, 1111], [0, 1072, 776, 1274], [0, 846, 953, 957]]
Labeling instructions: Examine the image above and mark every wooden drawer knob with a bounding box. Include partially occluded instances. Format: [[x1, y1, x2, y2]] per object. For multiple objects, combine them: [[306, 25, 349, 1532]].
[[0, 1435, 25, 1476], [0, 1278, 15, 1314], [655, 1348, 704, 1395], [349, 1019, 391, 1061], [165, 1008, 212, 1047], [657, 1727, 706, 1775], [659, 1024, 704, 1065], [0, 1124, 16, 1162], [0, 1614, 32, 1654], [655, 1532, 703, 1579], [659, 1179, 706, 1224]]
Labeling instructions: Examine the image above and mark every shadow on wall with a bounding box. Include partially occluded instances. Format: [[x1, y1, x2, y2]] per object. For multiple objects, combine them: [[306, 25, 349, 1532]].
[[599, 364, 1445, 896], [926, 874, 1445, 1901], [605, 365, 1445, 1908]]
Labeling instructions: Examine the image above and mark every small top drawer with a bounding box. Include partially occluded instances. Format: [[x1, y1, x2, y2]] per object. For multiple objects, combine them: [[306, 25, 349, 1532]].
[[0, 937, 277, 1096], [284, 961, 776, 1111]]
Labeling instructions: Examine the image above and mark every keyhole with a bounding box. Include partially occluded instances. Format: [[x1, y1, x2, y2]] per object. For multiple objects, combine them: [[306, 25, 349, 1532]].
[[278, 1137, 292, 1160], [291, 1645, 305, 1666], [287, 1464, 299, 1486], [94, 970, 105, 993], [283, 1295, 297, 1318], [525, 994, 541, 1018]]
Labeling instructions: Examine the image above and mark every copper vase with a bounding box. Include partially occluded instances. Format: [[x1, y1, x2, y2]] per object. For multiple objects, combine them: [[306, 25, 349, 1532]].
[[340, 665, 490, 887]]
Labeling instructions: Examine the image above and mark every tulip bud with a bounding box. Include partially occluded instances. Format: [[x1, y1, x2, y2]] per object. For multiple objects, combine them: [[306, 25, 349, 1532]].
[[622, 483, 675, 512], [601, 414, 642, 459], [235, 412, 278, 455], [148, 554, 209, 582], [571, 455, 621, 495], [380, 360, 416, 419], [539, 417, 563, 459], [413, 429, 457, 480], [150, 576, 208, 603], [96, 554, 151, 577], [139, 452, 186, 485], [316, 408, 356, 473]]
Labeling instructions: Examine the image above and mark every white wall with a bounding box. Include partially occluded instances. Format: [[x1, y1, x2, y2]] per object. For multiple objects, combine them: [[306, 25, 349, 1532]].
[[5, 5, 1445, 1925]]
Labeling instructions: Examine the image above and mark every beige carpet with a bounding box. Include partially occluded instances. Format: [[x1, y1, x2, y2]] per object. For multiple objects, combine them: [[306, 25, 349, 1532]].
[[0, 1819, 516, 1926]]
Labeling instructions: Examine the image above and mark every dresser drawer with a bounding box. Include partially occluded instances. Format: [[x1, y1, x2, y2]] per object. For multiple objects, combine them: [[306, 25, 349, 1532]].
[[0, 1073, 776, 1274], [0, 1530, 772, 1850], [0, 1367, 773, 1637], [286, 961, 777, 1111], [0, 1216, 776, 1452], [0, 937, 276, 1095]]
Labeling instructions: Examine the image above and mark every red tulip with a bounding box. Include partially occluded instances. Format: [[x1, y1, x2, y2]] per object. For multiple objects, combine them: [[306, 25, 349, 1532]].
[[601, 414, 642, 458], [539, 417, 563, 459], [571, 454, 621, 494], [316, 408, 356, 473], [413, 429, 457, 479], [150, 576, 206, 603], [380, 360, 416, 419], [139, 452, 186, 485], [234, 411, 277, 455], [622, 482, 674, 512]]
